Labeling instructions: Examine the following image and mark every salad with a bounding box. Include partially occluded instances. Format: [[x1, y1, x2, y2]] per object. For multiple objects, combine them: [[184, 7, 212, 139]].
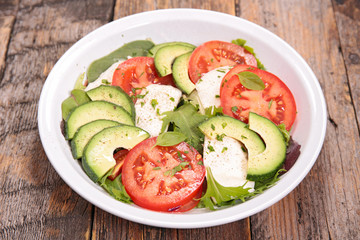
[[61, 39, 300, 212]]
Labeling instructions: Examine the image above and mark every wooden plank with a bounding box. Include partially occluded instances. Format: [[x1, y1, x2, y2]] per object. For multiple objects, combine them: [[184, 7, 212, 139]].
[[0, 0, 114, 239], [332, 0, 360, 131], [238, 0, 360, 239], [0, 16, 14, 81]]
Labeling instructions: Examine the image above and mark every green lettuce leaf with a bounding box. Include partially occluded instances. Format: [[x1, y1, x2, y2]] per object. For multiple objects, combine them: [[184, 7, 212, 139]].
[[199, 167, 285, 210], [161, 103, 207, 152], [99, 172, 132, 203], [61, 89, 90, 120], [232, 38, 266, 70]]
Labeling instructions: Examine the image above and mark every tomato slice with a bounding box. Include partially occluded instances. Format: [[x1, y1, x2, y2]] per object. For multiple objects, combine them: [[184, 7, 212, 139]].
[[220, 65, 297, 130], [112, 57, 175, 99], [122, 137, 206, 212], [188, 40, 257, 84], [108, 149, 129, 181]]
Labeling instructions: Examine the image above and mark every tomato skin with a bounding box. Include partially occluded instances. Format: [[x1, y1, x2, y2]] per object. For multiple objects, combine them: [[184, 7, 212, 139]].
[[108, 149, 129, 181], [188, 40, 257, 84], [112, 57, 175, 99], [220, 65, 297, 130], [122, 137, 205, 212]]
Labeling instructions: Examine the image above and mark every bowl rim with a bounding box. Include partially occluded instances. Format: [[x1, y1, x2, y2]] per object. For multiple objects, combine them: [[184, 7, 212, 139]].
[[38, 8, 327, 228]]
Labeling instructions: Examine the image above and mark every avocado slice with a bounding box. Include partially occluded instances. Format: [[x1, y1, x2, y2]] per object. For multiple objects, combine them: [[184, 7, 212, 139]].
[[82, 125, 150, 182], [154, 44, 195, 77], [172, 52, 195, 95], [70, 119, 121, 159], [86, 85, 135, 119], [65, 101, 134, 140], [247, 112, 286, 180], [147, 41, 196, 57], [199, 114, 287, 181]]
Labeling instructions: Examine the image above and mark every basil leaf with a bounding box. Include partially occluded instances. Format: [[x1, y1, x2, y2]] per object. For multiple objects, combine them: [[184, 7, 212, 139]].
[[161, 103, 207, 152], [237, 71, 265, 90], [154, 132, 187, 147]]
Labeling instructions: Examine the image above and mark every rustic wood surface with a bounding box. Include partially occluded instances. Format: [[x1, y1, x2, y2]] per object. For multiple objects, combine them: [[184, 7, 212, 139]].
[[0, 0, 358, 239]]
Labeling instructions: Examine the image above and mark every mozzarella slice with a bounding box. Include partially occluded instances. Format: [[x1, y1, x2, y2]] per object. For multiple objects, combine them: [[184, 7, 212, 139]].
[[135, 84, 182, 137], [85, 59, 124, 91], [203, 136, 254, 189], [195, 66, 231, 109]]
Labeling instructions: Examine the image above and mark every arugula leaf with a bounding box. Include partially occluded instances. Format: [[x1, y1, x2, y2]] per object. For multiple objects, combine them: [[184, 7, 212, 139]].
[[232, 38, 266, 70], [237, 71, 265, 90], [154, 132, 187, 147], [161, 103, 207, 152], [99, 172, 132, 203], [199, 167, 285, 210], [199, 167, 253, 210], [277, 123, 290, 146]]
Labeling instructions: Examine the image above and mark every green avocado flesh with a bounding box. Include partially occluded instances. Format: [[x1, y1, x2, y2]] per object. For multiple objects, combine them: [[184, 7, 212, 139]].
[[86, 40, 154, 83], [247, 112, 286, 180], [86, 85, 135, 119], [154, 44, 195, 77], [70, 119, 121, 159], [147, 41, 196, 57], [82, 125, 150, 182], [65, 101, 134, 140], [199, 113, 286, 181], [172, 52, 195, 95]]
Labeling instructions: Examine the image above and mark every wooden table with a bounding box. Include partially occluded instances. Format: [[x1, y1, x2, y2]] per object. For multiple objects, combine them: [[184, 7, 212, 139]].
[[0, 0, 359, 239]]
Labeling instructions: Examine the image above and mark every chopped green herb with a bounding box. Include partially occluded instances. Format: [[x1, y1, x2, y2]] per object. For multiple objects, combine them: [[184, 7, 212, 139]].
[[177, 151, 185, 161], [241, 146, 246, 152], [140, 102, 145, 107], [184, 151, 189, 154], [216, 69, 226, 73], [211, 124, 215, 130], [207, 145, 215, 152], [197, 161, 204, 165], [268, 99, 273, 109], [221, 122, 227, 129], [231, 106, 238, 113], [139, 71, 144, 78], [221, 147, 228, 153], [109, 93, 113, 98], [197, 73, 201, 77], [170, 97, 175, 102], [164, 162, 190, 177], [215, 94, 220, 98], [211, 58, 214, 62], [216, 133, 226, 141], [241, 135, 248, 139], [153, 167, 161, 170], [101, 79, 110, 84], [151, 99, 158, 109]]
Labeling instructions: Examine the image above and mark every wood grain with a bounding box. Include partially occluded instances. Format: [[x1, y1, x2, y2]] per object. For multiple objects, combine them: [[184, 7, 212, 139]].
[[333, 0, 360, 131], [238, 0, 360, 239], [0, 0, 114, 239], [0, 16, 14, 82]]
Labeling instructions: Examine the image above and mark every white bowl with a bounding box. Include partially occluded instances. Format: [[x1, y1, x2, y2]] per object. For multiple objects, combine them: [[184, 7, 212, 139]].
[[38, 9, 327, 228]]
